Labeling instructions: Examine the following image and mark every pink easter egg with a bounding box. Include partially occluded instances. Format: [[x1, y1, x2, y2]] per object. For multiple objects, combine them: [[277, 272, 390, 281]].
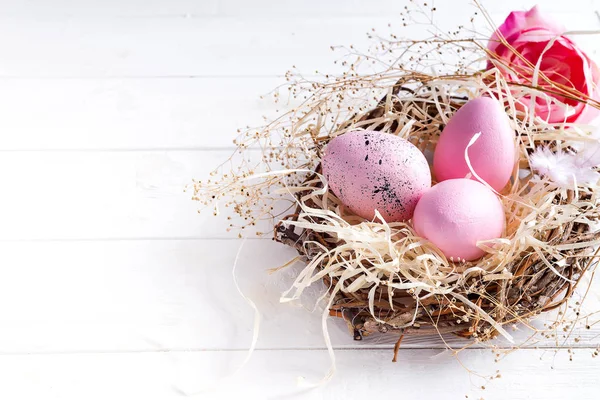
[[413, 179, 505, 261], [433, 97, 516, 191], [322, 130, 431, 222]]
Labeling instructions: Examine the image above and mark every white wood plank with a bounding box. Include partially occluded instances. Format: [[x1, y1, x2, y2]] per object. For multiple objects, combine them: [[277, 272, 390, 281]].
[[212, 0, 599, 17], [0, 239, 596, 353], [0, 11, 596, 78], [0, 0, 592, 17], [0, 150, 289, 239], [0, 239, 306, 353], [0, 77, 286, 150], [0, 16, 392, 77], [0, 348, 597, 400]]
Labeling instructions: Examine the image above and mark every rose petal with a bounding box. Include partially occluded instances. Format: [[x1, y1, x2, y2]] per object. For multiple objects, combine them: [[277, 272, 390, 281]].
[[489, 6, 565, 54], [486, 6, 600, 123], [568, 46, 600, 123]]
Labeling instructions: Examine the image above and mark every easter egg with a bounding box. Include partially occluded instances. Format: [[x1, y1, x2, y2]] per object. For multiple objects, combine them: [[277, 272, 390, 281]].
[[322, 130, 431, 222], [413, 179, 505, 261], [433, 97, 516, 191]]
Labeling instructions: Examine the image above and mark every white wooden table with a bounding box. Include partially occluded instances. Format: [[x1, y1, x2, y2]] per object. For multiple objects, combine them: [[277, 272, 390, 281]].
[[1, 0, 599, 398]]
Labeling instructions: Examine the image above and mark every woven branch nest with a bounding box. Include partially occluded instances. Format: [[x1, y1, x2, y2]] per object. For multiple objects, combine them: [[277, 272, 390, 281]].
[[274, 77, 600, 344], [191, 6, 600, 355]]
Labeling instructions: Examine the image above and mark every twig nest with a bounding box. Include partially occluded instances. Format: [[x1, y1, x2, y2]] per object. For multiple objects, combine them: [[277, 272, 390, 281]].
[[193, 7, 600, 347]]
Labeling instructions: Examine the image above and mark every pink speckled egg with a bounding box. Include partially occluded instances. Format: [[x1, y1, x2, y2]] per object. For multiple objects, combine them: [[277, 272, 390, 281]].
[[433, 97, 516, 192], [322, 130, 431, 222], [413, 179, 505, 261]]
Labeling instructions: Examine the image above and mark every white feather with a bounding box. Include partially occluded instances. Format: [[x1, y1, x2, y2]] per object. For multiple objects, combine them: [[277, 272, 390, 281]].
[[529, 143, 600, 188]]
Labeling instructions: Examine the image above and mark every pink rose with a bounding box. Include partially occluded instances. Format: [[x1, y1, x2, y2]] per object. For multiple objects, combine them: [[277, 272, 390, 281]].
[[488, 6, 600, 124]]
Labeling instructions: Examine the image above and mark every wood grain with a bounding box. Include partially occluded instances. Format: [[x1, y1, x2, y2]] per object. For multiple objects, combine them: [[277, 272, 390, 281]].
[[0, 78, 286, 150]]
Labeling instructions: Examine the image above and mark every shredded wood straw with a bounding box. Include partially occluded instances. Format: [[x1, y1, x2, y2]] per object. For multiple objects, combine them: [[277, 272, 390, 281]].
[[191, 1, 600, 363]]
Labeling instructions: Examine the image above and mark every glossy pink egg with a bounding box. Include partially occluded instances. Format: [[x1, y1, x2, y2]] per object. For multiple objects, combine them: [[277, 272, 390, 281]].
[[413, 179, 505, 261], [322, 130, 431, 222], [433, 97, 516, 191]]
